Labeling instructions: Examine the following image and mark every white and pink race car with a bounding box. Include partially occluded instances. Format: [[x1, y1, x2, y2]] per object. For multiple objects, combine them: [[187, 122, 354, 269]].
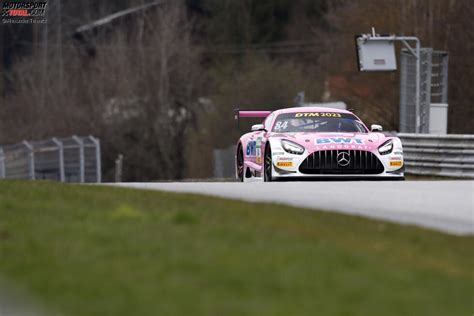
[[235, 106, 404, 181]]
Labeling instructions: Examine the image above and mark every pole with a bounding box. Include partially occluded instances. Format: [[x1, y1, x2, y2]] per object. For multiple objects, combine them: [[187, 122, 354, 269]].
[[89, 136, 102, 183], [115, 154, 123, 183], [72, 136, 84, 183], [22, 141, 35, 180], [52, 137, 65, 182], [415, 38, 421, 133], [0, 147, 5, 179]]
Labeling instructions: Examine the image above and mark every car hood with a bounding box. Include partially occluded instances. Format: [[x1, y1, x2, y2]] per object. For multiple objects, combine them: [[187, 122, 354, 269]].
[[270, 132, 388, 152]]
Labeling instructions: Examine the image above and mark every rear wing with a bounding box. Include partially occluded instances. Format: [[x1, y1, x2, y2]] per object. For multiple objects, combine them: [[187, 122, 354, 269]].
[[234, 108, 272, 124]]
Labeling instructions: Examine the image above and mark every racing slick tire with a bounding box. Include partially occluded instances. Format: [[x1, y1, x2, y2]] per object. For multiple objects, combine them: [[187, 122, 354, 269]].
[[236, 144, 244, 182], [264, 144, 273, 182]]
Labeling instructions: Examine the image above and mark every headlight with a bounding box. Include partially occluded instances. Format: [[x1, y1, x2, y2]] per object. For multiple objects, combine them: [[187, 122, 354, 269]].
[[378, 140, 393, 155], [281, 140, 305, 155]]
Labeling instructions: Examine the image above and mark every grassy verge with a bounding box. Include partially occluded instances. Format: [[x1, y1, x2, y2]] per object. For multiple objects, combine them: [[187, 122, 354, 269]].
[[0, 180, 472, 316]]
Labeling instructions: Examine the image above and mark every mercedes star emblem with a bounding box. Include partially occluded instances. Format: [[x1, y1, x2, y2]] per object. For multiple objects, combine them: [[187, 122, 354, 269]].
[[337, 151, 350, 167]]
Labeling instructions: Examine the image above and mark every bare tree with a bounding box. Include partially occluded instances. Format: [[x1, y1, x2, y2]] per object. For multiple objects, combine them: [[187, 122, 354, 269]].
[[2, 1, 205, 181]]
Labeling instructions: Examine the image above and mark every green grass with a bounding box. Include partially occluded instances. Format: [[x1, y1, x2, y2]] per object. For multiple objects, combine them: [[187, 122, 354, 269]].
[[0, 181, 472, 316]]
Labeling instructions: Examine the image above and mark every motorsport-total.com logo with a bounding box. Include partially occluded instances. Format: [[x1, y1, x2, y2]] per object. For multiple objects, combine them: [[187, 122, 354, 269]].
[[2, 0, 48, 24]]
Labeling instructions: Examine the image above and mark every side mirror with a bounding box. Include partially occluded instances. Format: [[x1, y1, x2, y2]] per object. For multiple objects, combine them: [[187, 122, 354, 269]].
[[371, 124, 383, 132], [251, 124, 266, 132]]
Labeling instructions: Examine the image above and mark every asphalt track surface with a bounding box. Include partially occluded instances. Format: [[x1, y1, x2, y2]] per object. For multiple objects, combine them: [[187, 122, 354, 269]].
[[113, 181, 474, 235]]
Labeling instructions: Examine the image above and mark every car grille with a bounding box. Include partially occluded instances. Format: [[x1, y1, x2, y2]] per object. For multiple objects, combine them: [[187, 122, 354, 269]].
[[299, 150, 384, 175]]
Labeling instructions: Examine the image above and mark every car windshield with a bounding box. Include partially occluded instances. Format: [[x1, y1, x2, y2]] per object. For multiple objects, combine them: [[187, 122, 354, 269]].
[[272, 112, 368, 133]]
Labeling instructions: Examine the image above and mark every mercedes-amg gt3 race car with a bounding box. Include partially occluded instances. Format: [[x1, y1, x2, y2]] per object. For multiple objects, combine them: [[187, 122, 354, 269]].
[[235, 107, 404, 181]]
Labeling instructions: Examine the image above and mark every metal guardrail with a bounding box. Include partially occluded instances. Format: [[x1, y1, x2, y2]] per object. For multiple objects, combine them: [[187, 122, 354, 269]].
[[0, 135, 101, 183], [398, 133, 474, 178]]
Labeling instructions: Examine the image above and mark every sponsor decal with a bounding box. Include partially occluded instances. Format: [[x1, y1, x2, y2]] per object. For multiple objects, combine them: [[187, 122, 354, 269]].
[[316, 144, 370, 150], [294, 112, 342, 118], [277, 157, 293, 161], [390, 161, 403, 167], [316, 138, 365, 145], [390, 156, 402, 161], [247, 138, 264, 162], [276, 161, 293, 167], [272, 151, 285, 156], [246, 141, 256, 156], [255, 137, 263, 162], [2, 1, 48, 24]]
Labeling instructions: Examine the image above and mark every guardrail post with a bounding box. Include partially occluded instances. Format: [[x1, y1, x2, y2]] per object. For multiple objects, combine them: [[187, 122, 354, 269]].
[[0, 147, 5, 179], [22, 140, 35, 180], [72, 136, 85, 183], [89, 136, 102, 183], [52, 138, 65, 182], [115, 154, 123, 183]]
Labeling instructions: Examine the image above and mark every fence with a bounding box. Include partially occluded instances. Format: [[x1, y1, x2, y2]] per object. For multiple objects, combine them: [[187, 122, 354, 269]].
[[399, 49, 448, 133], [398, 133, 474, 178], [0, 136, 101, 183]]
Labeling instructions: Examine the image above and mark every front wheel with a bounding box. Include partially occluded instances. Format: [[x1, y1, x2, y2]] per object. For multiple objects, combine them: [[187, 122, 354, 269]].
[[264, 145, 273, 182]]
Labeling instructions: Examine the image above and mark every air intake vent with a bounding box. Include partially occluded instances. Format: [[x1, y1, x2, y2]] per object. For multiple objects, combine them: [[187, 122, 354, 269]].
[[299, 150, 384, 175]]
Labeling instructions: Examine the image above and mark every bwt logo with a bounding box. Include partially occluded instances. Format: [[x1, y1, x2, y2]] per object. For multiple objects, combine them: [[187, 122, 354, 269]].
[[315, 138, 365, 145]]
